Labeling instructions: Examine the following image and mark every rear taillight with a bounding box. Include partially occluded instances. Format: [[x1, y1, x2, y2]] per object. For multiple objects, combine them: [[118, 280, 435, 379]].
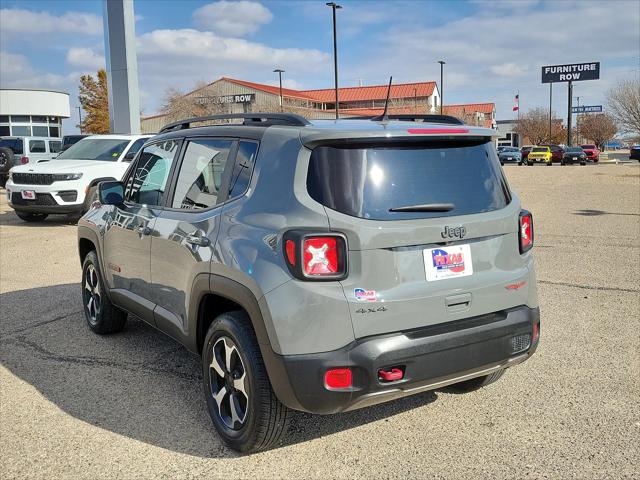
[[283, 231, 347, 280], [20, 156, 29, 164], [519, 210, 534, 254]]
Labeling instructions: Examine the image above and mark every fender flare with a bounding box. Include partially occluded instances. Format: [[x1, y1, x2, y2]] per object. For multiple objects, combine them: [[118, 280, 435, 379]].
[[189, 273, 303, 411]]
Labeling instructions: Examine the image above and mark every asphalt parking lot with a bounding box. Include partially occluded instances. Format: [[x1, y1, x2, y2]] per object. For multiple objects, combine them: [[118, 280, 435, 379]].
[[1, 163, 639, 479]]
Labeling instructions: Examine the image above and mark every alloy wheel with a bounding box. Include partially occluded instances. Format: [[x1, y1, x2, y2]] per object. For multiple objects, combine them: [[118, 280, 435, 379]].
[[84, 264, 101, 324], [209, 336, 249, 430]]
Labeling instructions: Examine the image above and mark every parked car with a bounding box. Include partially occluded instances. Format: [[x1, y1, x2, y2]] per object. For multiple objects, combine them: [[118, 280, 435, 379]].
[[562, 147, 588, 165], [0, 136, 63, 187], [61, 134, 89, 152], [520, 145, 534, 161], [527, 146, 553, 166], [540, 144, 565, 163], [580, 144, 600, 162], [630, 145, 640, 161], [78, 113, 540, 453], [5, 134, 151, 222], [498, 147, 522, 165]]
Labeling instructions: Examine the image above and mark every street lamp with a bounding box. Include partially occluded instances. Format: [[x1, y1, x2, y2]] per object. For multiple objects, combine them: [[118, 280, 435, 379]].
[[326, 2, 342, 119], [273, 68, 285, 112], [573, 95, 581, 144], [437, 60, 445, 115]]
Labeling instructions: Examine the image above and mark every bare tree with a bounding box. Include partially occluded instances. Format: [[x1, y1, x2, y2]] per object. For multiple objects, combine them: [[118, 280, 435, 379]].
[[578, 113, 617, 149], [514, 107, 566, 145], [161, 81, 230, 123], [607, 77, 640, 139]]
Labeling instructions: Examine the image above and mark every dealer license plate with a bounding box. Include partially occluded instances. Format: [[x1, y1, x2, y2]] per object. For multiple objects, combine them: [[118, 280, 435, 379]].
[[21, 190, 36, 200], [423, 244, 473, 281]]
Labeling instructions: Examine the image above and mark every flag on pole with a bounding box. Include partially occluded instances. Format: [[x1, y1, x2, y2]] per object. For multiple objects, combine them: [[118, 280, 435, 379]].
[[512, 94, 520, 112]]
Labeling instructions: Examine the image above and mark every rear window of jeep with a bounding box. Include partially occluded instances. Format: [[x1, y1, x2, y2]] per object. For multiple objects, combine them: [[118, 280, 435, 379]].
[[307, 140, 510, 220]]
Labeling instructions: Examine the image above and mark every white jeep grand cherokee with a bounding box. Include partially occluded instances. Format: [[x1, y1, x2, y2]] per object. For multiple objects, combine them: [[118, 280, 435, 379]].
[[6, 134, 151, 222]]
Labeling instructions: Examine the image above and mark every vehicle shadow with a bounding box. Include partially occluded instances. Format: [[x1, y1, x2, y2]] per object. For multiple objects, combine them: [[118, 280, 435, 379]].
[[0, 283, 439, 458]]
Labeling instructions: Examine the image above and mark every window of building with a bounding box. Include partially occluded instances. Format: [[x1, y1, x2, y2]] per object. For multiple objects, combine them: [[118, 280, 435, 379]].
[[49, 126, 60, 137], [0, 115, 9, 123], [32, 116, 47, 123], [172, 139, 234, 210], [11, 115, 30, 123], [29, 140, 46, 153], [12, 126, 31, 136], [0, 126, 9, 136], [32, 126, 49, 137], [228, 141, 258, 199], [125, 140, 179, 206]]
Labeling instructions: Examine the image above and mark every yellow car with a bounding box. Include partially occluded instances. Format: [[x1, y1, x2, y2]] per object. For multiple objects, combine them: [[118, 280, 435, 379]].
[[527, 146, 553, 166]]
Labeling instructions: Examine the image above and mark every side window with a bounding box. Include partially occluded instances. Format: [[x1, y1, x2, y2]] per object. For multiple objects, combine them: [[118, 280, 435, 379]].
[[29, 140, 46, 153], [171, 139, 234, 210], [125, 140, 179, 206], [228, 141, 258, 199], [126, 138, 147, 158], [49, 141, 62, 153]]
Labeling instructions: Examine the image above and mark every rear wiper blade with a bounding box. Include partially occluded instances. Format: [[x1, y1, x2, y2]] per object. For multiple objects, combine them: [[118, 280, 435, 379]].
[[389, 203, 455, 213]]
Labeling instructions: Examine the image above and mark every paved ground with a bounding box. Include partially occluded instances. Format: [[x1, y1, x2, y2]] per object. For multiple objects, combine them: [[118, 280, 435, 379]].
[[1, 164, 639, 479]]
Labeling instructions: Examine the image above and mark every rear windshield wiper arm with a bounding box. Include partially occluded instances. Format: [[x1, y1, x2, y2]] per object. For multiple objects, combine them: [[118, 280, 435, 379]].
[[389, 203, 455, 213]]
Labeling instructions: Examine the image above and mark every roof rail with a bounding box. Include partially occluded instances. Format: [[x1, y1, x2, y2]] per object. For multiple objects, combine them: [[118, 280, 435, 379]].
[[368, 114, 465, 125], [159, 113, 311, 133]]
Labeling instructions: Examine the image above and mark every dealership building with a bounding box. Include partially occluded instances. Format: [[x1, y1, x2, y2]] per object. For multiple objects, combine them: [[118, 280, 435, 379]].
[[0, 89, 70, 138], [142, 77, 495, 133]]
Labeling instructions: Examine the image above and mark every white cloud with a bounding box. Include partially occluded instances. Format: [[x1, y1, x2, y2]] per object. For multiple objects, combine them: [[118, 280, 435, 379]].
[[66, 47, 105, 71], [193, 1, 272, 36], [345, 0, 639, 118], [490, 62, 529, 78], [0, 8, 102, 37]]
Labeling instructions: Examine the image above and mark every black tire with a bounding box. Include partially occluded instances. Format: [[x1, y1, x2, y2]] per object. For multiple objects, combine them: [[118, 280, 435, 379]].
[[546, 161, 552, 166], [527, 161, 533, 166], [580, 161, 586, 166], [0, 146, 14, 174], [16, 211, 48, 222], [81, 251, 127, 334], [202, 311, 290, 453], [560, 160, 565, 166], [83, 186, 98, 214], [449, 369, 505, 393]]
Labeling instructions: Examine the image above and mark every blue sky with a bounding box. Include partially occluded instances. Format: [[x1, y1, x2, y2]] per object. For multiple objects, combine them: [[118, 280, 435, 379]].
[[1, 0, 638, 133]]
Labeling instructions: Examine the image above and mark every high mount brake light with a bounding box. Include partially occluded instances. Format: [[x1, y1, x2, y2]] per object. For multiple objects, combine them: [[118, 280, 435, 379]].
[[407, 128, 469, 134], [519, 210, 534, 254], [283, 231, 347, 281]]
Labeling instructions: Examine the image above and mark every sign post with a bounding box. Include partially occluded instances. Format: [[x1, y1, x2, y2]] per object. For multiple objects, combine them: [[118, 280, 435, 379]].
[[541, 62, 599, 147]]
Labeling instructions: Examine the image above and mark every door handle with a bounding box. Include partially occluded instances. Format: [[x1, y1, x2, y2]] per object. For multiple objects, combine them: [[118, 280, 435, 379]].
[[137, 226, 151, 236], [186, 235, 211, 247]]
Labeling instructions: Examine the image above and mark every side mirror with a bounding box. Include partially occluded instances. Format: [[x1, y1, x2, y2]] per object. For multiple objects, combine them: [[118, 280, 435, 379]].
[[98, 181, 124, 205], [123, 151, 136, 161]]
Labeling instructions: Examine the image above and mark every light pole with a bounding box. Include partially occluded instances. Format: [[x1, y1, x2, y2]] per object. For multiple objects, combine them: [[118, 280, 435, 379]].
[[326, 2, 342, 119], [273, 69, 285, 112], [438, 60, 445, 114], [573, 95, 581, 144], [78, 106, 83, 133]]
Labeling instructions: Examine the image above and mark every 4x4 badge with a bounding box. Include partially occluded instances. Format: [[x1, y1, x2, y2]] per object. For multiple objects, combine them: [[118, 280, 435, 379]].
[[441, 226, 466, 239]]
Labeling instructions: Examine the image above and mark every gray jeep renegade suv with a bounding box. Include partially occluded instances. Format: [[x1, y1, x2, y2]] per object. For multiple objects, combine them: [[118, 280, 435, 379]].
[[78, 113, 539, 453]]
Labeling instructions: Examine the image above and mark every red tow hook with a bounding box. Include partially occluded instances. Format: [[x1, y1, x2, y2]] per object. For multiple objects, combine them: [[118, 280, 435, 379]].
[[378, 367, 404, 382]]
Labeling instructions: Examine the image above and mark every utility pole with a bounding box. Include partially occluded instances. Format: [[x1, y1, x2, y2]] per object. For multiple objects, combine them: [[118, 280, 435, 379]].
[[326, 2, 342, 119], [273, 69, 284, 112], [567, 81, 573, 147], [574, 95, 581, 144], [78, 106, 83, 133], [438, 60, 445, 114]]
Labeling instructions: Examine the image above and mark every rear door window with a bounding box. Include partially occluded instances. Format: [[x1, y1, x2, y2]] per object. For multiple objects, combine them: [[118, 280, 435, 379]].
[[228, 140, 258, 199], [29, 140, 46, 153], [307, 140, 510, 220]]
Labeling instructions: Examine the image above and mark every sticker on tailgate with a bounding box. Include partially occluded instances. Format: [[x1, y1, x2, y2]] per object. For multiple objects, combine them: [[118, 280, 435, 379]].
[[424, 244, 473, 281]]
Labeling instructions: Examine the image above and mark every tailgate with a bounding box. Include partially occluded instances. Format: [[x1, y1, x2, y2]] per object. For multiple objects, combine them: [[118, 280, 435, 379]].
[[306, 138, 534, 338]]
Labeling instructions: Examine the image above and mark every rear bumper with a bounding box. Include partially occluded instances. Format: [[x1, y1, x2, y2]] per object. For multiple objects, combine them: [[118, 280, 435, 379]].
[[267, 305, 540, 414]]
